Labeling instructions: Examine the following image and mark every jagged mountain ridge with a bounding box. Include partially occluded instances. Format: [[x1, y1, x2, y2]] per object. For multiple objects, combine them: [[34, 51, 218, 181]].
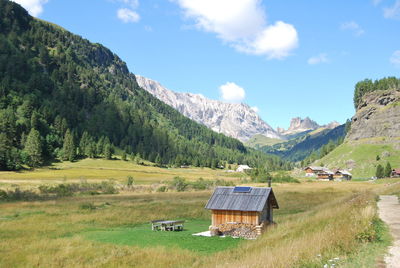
[[136, 75, 282, 142], [277, 117, 340, 137]]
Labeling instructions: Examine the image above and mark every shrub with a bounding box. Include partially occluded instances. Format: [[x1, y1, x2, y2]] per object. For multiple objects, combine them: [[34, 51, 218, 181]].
[[80, 202, 96, 210], [127, 176, 134, 187], [191, 178, 209, 190], [156, 185, 167, 192], [170, 176, 188, 192]]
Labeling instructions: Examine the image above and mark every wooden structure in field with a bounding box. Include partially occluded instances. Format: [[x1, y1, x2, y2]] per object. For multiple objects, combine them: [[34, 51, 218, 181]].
[[205, 186, 279, 236]]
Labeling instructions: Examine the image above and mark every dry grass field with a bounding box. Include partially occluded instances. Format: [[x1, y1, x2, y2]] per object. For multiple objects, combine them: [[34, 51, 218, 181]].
[[1, 159, 400, 267], [0, 158, 244, 188]]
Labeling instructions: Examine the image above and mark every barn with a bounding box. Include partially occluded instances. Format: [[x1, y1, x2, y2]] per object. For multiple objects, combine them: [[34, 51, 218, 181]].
[[205, 186, 279, 236]]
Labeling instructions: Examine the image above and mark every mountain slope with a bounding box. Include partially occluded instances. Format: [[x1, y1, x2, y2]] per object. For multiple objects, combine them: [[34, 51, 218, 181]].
[[0, 0, 289, 170], [261, 124, 346, 162], [136, 76, 282, 142], [316, 78, 400, 177]]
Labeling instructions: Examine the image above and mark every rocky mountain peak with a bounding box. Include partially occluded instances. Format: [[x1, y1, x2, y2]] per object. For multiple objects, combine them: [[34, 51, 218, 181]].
[[135, 75, 282, 142], [277, 117, 320, 136]]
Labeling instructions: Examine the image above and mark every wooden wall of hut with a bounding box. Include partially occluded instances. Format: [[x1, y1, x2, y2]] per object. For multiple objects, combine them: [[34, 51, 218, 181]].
[[211, 210, 259, 226]]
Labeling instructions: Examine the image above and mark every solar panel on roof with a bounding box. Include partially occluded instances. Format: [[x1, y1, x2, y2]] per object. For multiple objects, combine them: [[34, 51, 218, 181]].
[[233, 186, 251, 193]]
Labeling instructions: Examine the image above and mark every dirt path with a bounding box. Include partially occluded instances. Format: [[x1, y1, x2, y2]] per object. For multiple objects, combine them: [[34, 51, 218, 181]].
[[378, 195, 400, 268]]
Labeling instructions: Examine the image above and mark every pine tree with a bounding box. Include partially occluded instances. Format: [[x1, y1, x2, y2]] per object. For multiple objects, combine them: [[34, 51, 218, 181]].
[[104, 144, 112, 160], [155, 154, 162, 166], [79, 131, 90, 157], [62, 129, 76, 161], [24, 128, 42, 167], [376, 164, 384, 179], [385, 162, 392, 178], [121, 151, 127, 161]]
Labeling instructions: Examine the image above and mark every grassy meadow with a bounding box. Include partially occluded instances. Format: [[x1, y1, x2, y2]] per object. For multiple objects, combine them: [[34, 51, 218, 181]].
[[316, 138, 400, 178], [1, 159, 400, 267], [0, 158, 244, 187]]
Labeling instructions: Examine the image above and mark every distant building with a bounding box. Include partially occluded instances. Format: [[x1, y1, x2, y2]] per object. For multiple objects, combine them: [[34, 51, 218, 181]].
[[333, 169, 352, 180], [236, 165, 252, 172], [392, 169, 400, 177], [317, 170, 334, 180], [304, 166, 326, 177], [205, 186, 279, 237]]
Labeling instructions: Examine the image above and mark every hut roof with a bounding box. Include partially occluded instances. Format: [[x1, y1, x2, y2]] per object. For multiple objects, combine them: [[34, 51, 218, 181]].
[[205, 186, 279, 212]]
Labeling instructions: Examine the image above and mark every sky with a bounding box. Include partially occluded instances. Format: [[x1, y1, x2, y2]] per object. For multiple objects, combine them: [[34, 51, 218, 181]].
[[12, 0, 400, 129]]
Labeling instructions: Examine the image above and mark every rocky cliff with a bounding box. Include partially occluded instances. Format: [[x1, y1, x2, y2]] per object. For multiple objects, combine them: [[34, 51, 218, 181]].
[[135, 75, 282, 142], [347, 89, 400, 140], [277, 117, 320, 136]]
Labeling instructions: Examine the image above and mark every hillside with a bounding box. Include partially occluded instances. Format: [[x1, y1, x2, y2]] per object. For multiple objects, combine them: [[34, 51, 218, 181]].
[[136, 76, 282, 142], [260, 124, 346, 162], [0, 0, 288, 171], [315, 138, 400, 177], [316, 78, 400, 177], [245, 134, 282, 149]]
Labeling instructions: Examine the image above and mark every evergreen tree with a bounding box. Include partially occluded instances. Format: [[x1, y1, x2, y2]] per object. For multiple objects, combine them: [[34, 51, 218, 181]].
[[79, 131, 90, 157], [121, 151, 127, 161], [24, 128, 42, 167], [376, 164, 384, 179], [104, 143, 112, 160], [155, 154, 162, 166], [385, 162, 392, 178], [62, 129, 76, 161]]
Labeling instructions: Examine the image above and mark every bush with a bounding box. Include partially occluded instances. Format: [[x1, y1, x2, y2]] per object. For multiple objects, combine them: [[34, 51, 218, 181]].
[[127, 176, 134, 187], [0, 188, 42, 202], [80, 202, 96, 210], [170, 176, 188, 192], [157, 185, 167, 192], [191, 178, 209, 190], [273, 174, 300, 183]]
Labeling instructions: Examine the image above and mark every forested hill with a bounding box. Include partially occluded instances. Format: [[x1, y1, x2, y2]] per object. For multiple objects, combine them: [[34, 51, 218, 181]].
[[0, 0, 290, 171]]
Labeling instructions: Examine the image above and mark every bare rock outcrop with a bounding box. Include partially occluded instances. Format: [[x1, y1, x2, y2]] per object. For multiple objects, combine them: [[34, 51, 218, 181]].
[[347, 90, 400, 140]]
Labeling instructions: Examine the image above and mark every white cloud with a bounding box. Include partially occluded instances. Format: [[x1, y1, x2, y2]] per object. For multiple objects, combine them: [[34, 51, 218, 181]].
[[373, 0, 383, 5], [219, 82, 246, 103], [174, 0, 298, 59], [307, 53, 329, 65], [390, 50, 400, 67], [341, 21, 365, 36], [121, 0, 139, 9], [117, 8, 140, 23], [11, 0, 48, 17], [251, 106, 259, 113], [384, 0, 400, 19]]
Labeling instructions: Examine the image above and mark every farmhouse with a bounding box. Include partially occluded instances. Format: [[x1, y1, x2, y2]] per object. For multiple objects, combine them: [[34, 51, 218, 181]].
[[333, 169, 352, 180], [205, 186, 279, 237], [236, 165, 252, 172], [304, 166, 326, 177], [317, 170, 334, 180]]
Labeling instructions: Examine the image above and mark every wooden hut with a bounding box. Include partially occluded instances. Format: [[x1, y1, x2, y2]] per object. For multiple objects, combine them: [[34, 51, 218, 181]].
[[205, 186, 279, 235]]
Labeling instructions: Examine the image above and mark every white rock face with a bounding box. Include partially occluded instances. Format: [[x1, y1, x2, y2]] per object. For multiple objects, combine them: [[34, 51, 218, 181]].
[[135, 75, 282, 142], [277, 117, 340, 136]]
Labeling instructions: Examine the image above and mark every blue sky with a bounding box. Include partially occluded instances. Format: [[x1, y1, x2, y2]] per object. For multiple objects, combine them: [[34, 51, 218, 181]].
[[13, 0, 400, 129]]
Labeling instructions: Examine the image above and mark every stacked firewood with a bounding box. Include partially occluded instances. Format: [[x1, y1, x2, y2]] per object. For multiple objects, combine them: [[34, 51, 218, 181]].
[[217, 223, 258, 239]]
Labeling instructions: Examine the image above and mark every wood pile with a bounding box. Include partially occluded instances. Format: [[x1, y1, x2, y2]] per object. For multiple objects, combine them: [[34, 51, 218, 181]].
[[217, 223, 258, 239]]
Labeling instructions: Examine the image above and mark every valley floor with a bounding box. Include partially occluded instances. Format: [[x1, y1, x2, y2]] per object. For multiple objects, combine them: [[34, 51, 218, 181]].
[[1, 160, 400, 267]]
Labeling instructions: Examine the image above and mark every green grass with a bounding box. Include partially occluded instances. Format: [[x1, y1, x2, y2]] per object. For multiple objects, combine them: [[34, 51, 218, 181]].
[[84, 219, 241, 254], [316, 139, 400, 177]]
